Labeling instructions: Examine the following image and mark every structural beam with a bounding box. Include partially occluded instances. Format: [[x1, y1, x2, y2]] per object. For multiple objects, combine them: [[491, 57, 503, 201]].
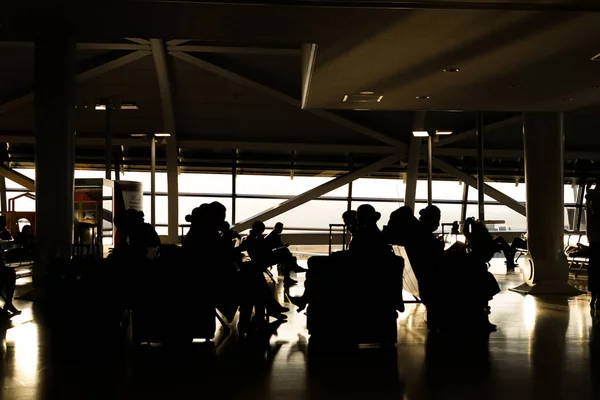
[[436, 115, 522, 147], [233, 153, 403, 232], [0, 41, 151, 51], [0, 51, 151, 115], [167, 45, 300, 55], [301, 43, 318, 109], [0, 135, 396, 153], [432, 157, 526, 216], [166, 39, 191, 46], [0, 165, 34, 191], [170, 51, 404, 148], [124, 38, 150, 45], [404, 137, 420, 211], [476, 112, 485, 220], [151, 39, 179, 244]]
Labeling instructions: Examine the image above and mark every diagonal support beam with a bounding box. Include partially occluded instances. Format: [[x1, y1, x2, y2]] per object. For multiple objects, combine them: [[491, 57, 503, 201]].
[[432, 157, 526, 216], [233, 153, 403, 232], [301, 43, 318, 109], [0, 165, 34, 191], [169, 51, 404, 148], [150, 39, 179, 244], [167, 45, 300, 55], [0, 50, 151, 115], [124, 38, 150, 45], [435, 115, 522, 147]]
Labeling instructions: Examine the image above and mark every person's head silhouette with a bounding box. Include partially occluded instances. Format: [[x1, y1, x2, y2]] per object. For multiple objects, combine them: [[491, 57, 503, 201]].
[[251, 221, 266, 236], [0, 216, 7, 230], [274, 222, 284, 234], [342, 210, 357, 233], [357, 204, 381, 229], [419, 205, 441, 233]]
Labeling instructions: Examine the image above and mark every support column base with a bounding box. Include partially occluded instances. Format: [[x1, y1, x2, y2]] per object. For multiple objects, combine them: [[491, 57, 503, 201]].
[[510, 281, 585, 296]]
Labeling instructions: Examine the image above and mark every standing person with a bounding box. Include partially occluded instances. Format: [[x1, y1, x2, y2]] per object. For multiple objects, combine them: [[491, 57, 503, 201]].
[[586, 185, 600, 309], [0, 216, 18, 316]]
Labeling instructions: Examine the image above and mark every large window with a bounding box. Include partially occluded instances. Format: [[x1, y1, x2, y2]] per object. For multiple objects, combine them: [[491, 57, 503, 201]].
[[1, 169, 586, 235]]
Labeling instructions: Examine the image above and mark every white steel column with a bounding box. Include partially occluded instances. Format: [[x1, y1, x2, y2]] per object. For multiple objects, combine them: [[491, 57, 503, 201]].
[[512, 112, 581, 295], [151, 39, 179, 243]]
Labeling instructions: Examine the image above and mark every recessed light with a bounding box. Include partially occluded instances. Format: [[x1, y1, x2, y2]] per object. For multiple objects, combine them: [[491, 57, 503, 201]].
[[377, 95, 384, 103], [562, 97, 574, 101], [95, 104, 107, 111], [412, 130, 429, 137], [416, 95, 430, 100], [436, 130, 453, 135], [120, 101, 139, 110], [359, 91, 375, 95], [155, 133, 171, 137], [130, 133, 147, 138], [508, 84, 520, 89], [443, 67, 460, 73], [342, 95, 349, 102]]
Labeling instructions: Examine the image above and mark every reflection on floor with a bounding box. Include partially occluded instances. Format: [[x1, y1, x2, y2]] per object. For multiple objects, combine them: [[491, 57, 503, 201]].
[[2, 260, 600, 399]]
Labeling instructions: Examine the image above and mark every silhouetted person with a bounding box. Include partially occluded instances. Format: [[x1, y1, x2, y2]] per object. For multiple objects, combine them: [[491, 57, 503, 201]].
[[222, 221, 241, 247], [265, 222, 306, 285], [351, 204, 388, 253], [384, 206, 448, 330], [342, 210, 358, 247], [462, 217, 501, 331], [14, 225, 34, 251], [0, 216, 18, 316], [587, 186, 600, 309], [238, 221, 289, 332], [125, 209, 161, 253], [292, 206, 402, 317], [0, 216, 11, 241]]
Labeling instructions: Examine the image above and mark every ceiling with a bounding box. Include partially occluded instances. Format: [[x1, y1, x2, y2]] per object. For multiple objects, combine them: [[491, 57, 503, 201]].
[[1, 1, 600, 181]]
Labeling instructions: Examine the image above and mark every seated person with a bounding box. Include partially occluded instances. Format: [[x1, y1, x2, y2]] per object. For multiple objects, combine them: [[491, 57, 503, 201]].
[[297, 206, 404, 345], [265, 222, 306, 282], [342, 210, 358, 247], [350, 204, 389, 253], [292, 206, 402, 313], [0, 216, 19, 316], [125, 209, 161, 255], [14, 225, 35, 251], [222, 221, 241, 247], [237, 221, 289, 330]]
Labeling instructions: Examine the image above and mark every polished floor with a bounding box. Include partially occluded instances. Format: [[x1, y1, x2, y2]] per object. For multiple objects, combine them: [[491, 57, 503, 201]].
[[1, 259, 599, 400]]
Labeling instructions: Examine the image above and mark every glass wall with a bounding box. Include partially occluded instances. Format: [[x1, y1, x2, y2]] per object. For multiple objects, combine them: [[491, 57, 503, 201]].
[[3, 169, 588, 235]]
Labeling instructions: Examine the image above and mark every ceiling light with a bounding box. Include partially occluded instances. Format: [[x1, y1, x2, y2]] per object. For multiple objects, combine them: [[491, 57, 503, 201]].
[[154, 133, 171, 137], [436, 130, 453, 135], [443, 67, 460, 73], [377, 95, 384, 103], [562, 97, 574, 101], [342, 95, 349, 102], [591, 85, 600, 89], [359, 91, 375, 95], [416, 95, 430, 100], [120, 101, 139, 110], [412, 130, 429, 137], [95, 104, 107, 111], [508, 84, 520, 89], [353, 109, 369, 111], [591, 53, 600, 61], [130, 133, 147, 138]]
